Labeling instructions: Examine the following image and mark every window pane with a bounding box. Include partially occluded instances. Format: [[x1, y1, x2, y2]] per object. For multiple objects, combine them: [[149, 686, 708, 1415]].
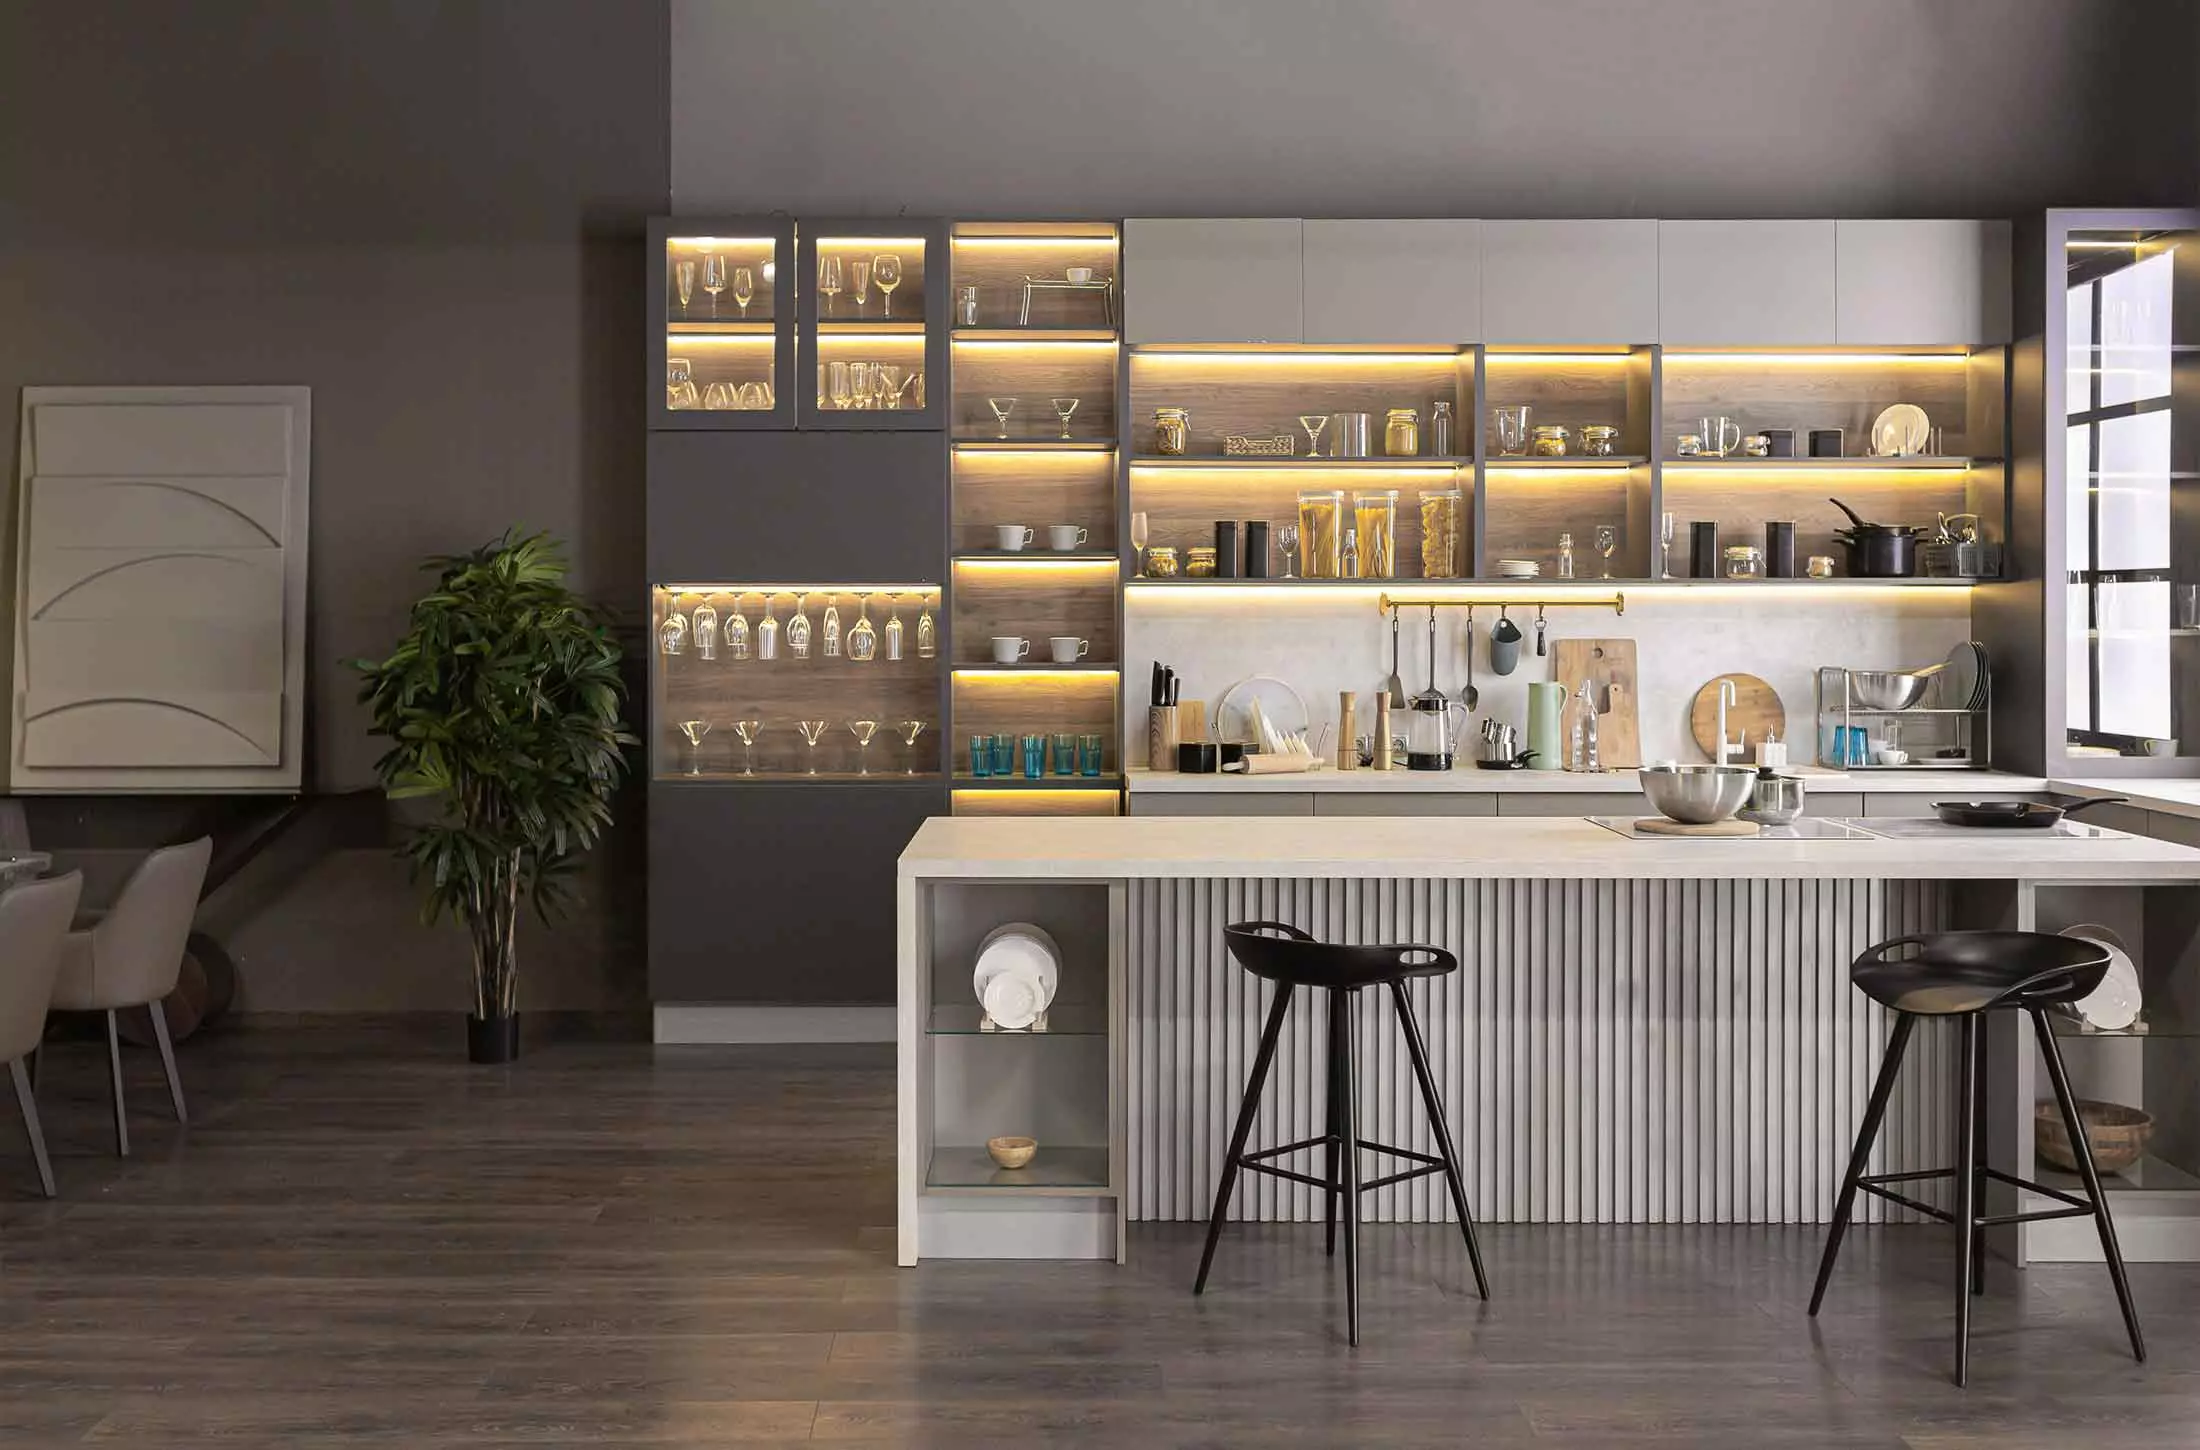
[[2100, 251, 2174, 407], [2096, 579, 2171, 739], [2094, 410, 2175, 572]]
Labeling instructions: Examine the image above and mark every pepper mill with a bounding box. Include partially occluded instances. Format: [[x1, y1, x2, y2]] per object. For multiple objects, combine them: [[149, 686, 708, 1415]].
[[1373, 697, 1394, 771], [1337, 691, 1358, 771]]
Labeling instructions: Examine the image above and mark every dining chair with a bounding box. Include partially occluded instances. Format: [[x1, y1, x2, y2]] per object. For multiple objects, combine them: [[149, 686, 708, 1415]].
[[0, 871, 85, 1196], [48, 837, 212, 1156]]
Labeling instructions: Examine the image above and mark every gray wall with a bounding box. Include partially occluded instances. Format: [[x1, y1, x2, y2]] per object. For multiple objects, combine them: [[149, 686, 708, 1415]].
[[674, 0, 2200, 217], [0, 0, 669, 1011]]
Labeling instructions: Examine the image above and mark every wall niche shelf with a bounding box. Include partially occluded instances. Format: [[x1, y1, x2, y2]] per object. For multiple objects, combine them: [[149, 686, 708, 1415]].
[[1131, 456, 1471, 470]]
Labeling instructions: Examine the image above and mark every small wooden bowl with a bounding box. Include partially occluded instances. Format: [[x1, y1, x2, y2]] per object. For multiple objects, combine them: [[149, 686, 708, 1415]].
[[2036, 1098, 2153, 1175], [986, 1135, 1037, 1170]]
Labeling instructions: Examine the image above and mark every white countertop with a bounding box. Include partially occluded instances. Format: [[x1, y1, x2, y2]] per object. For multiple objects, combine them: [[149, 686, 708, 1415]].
[[2053, 778, 2200, 822], [900, 814, 2200, 882], [1126, 765, 2048, 795]]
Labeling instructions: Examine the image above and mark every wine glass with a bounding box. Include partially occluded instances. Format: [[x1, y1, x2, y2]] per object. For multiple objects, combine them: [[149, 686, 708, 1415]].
[[732, 718, 762, 777], [821, 593, 842, 658], [1276, 522, 1301, 579], [849, 258, 871, 315], [818, 255, 843, 317], [1130, 510, 1150, 576], [756, 593, 780, 660], [1659, 512, 1678, 579], [848, 719, 880, 775], [795, 719, 829, 775], [848, 594, 877, 662], [691, 602, 719, 659], [896, 720, 928, 775], [787, 592, 812, 659], [725, 593, 750, 660], [848, 361, 875, 410], [1299, 414, 1331, 458], [915, 596, 936, 658], [876, 364, 908, 410], [872, 254, 902, 318], [1595, 524, 1619, 580], [1052, 397, 1081, 439], [987, 397, 1017, 439], [702, 381, 733, 410], [675, 259, 697, 315], [676, 719, 711, 776], [658, 610, 688, 655], [731, 265, 755, 319], [883, 592, 905, 661], [702, 254, 727, 319], [666, 357, 699, 410]]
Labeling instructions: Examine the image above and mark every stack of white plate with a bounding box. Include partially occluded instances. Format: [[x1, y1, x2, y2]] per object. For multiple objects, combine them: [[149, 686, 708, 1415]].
[[2058, 923, 2142, 1032], [1932, 641, 1990, 712], [972, 923, 1061, 1030], [1495, 559, 1540, 579]]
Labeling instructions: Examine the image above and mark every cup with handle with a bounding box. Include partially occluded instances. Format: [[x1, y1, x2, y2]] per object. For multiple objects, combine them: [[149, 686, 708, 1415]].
[[995, 524, 1034, 552], [991, 636, 1031, 665], [1048, 636, 1090, 664], [1047, 524, 1089, 552]]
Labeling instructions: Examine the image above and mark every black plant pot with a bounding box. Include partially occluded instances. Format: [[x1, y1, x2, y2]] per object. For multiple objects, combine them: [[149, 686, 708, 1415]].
[[467, 1012, 520, 1064]]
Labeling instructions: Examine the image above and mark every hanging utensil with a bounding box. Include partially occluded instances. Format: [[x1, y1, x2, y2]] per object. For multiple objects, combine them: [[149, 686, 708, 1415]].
[[1385, 605, 1406, 708], [1460, 605, 1479, 711], [1534, 604, 1547, 658]]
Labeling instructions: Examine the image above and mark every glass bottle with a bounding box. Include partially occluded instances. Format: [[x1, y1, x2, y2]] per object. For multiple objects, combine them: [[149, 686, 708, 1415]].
[[883, 592, 905, 661], [657, 610, 687, 656], [1430, 398, 1455, 457], [821, 594, 842, 658], [690, 603, 718, 660], [1342, 526, 1360, 580], [1566, 679, 1601, 773], [848, 593, 877, 662], [915, 597, 936, 658], [1557, 532, 1576, 580], [756, 593, 780, 661], [725, 594, 750, 661], [787, 592, 812, 659]]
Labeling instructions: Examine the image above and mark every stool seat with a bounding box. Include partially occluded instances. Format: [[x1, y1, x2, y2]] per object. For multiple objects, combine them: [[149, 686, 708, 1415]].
[[1224, 920, 1457, 990], [1850, 930, 2109, 1015]]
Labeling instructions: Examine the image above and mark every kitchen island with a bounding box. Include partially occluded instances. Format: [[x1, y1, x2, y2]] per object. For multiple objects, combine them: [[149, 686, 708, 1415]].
[[897, 812, 2200, 1265]]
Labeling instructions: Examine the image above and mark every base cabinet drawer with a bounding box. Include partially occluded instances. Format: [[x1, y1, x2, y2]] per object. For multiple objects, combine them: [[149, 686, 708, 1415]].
[[1129, 792, 1313, 816], [1313, 793, 1497, 816], [1498, 792, 1648, 816]]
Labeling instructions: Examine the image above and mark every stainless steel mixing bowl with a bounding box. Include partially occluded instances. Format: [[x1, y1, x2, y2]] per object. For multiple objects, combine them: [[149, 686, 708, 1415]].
[[1640, 764, 1758, 824], [1849, 669, 1930, 711]]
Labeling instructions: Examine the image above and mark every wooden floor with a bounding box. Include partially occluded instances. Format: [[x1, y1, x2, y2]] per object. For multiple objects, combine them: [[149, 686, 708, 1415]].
[[2, 1021, 2196, 1447]]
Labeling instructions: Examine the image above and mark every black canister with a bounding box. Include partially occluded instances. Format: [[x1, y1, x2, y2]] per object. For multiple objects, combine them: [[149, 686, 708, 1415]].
[[1690, 521, 1720, 579], [1244, 520, 1271, 578], [1761, 428, 1796, 459], [1765, 520, 1797, 578], [1808, 428, 1845, 458], [1214, 520, 1240, 578]]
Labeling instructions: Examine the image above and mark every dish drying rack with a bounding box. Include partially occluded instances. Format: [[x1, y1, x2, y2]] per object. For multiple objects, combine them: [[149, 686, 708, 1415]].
[[1814, 666, 1990, 770]]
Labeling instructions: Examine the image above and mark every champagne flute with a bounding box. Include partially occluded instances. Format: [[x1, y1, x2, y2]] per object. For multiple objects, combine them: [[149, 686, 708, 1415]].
[[675, 259, 697, 315], [822, 593, 842, 658], [848, 719, 880, 776], [732, 718, 762, 777], [1659, 511, 1678, 579], [676, 719, 711, 776], [896, 720, 928, 775], [756, 593, 780, 660], [872, 253, 902, 318], [1052, 397, 1080, 439], [849, 258, 871, 315], [731, 265, 755, 319], [818, 255, 843, 317], [702, 253, 727, 319], [988, 397, 1017, 439], [828, 360, 852, 412], [883, 592, 904, 661], [1129, 510, 1150, 576], [1595, 524, 1618, 580], [795, 719, 829, 775], [915, 597, 936, 658]]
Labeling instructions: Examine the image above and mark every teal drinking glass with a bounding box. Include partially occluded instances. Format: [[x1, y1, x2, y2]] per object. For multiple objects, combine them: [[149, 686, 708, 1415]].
[[1020, 733, 1045, 779], [989, 734, 1014, 776], [1078, 733, 1104, 777], [969, 734, 991, 778], [1050, 732, 1077, 776]]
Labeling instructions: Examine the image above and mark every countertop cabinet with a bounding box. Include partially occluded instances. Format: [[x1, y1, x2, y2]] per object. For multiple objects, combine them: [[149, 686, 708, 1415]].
[[1835, 220, 2013, 345], [1301, 220, 1481, 343], [1659, 220, 1838, 345], [1125, 219, 1302, 344], [1482, 220, 1660, 344]]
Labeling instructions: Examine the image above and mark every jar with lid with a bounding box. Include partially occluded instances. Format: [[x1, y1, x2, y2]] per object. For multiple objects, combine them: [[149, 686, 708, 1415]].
[[1724, 544, 1764, 580], [1578, 424, 1620, 458], [1352, 490, 1398, 578], [1185, 546, 1218, 578], [1145, 545, 1180, 578], [1429, 399, 1455, 457], [1531, 424, 1571, 458], [1418, 488, 1463, 578], [1153, 407, 1189, 456], [1297, 489, 1345, 578], [1384, 407, 1421, 457]]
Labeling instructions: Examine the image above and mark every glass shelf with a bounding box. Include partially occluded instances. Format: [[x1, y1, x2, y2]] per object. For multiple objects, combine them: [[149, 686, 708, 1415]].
[[952, 774, 1120, 788], [2037, 1154, 2200, 1196], [925, 1145, 1110, 1193], [928, 1003, 1106, 1036]]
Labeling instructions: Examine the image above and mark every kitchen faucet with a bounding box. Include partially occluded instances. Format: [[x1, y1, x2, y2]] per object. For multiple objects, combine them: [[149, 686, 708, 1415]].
[[1716, 678, 1741, 766]]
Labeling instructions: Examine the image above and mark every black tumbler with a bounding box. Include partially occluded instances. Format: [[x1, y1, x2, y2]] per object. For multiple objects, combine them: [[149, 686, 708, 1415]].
[[1244, 520, 1271, 578], [1808, 428, 1845, 458], [1214, 520, 1240, 578], [1765, 520, 1796, 578], [1690, 521, 1720, 579]]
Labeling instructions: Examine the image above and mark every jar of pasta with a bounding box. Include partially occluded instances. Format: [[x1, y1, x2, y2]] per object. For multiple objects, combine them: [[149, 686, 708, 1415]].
[[1418, 488, 1463, 578], [1153, 407, 1189, 456], [1352, 490, 1398, 579], [1296, 490, 1345, 578]]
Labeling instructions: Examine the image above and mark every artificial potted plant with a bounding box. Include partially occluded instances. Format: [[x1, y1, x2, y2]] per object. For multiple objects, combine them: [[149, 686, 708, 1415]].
[[353, 531, 634, 1062]]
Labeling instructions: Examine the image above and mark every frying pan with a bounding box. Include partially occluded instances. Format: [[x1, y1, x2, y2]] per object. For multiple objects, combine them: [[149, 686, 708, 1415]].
[[1932, 797, 2128, 829]]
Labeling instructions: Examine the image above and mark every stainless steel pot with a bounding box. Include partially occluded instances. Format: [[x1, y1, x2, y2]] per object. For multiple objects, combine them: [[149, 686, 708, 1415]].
[[1738, 769, 1806, 826]]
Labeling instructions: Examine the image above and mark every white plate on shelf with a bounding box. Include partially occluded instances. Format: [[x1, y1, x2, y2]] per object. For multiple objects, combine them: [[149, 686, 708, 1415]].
[[1870, 403, 1932, 458], [972, 922, 1061, 1028], [2058, 923, 2142, 1032]]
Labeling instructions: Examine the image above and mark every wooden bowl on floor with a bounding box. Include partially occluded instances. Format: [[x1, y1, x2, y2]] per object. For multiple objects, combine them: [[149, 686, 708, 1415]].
[[2035, 1099, 2152, 1175], [986, 1135, 1037, 1170]]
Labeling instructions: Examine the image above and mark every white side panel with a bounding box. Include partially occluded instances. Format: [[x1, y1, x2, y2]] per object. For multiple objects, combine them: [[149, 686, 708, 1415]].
[[30, 402, 294, 476], [1836, 219, 2013, 345]]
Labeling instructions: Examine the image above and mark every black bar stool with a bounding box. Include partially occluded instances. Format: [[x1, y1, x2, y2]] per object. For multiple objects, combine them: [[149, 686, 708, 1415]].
[[1808, 930, 2146, 1386], [1192, 920, 1489, 1345]]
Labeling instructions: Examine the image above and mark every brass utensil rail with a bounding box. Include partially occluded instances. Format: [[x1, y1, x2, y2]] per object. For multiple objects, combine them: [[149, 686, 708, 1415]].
[[1377, 591, 1626, 616]]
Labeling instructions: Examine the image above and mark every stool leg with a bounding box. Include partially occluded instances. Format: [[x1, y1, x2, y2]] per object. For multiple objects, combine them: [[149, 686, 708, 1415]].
[[1810, 1011, 1916, 1315], [1194, 984, 1295, 1296], [1970, 1023, 1989, 1296], [1954, 1013, 1979, 1386], [1391, 978, 1490, 1300], [1337, 987, 1361, 1347], [1325, 988, 1343, 1259], [2032, 1007, 2146, 1364]]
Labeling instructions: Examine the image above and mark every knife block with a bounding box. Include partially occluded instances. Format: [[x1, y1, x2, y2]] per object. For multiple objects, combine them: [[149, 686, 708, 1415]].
[[1147, 706, 1181, 772]]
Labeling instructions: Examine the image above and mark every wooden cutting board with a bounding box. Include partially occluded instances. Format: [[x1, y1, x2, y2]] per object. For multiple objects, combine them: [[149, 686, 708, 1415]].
[[1551, 638, 1641, 769], [1633, 816, 1761, 837], [1689, 673, 1785, 760]]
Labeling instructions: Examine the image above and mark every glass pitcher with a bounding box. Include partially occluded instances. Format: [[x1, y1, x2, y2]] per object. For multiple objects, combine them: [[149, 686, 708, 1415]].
[[1404, 689, 1469, 771]]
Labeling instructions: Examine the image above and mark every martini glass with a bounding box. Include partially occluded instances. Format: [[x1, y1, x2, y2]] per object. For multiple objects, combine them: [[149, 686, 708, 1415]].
[[731, 718, 762, 776], [848, 719, 880, 775], [1299, 414, 1331, 458], [676, 719, 711, 776], [796, 719, 829, 775], [896, 720, 928, 774], [788, 591, 813, 659], [988, 397, 1018, 439], [1052, 397, 1080, 439]]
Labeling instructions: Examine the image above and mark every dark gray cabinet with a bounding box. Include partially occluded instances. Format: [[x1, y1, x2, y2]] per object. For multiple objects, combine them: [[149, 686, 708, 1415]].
[[650, 215, 798, 431], [797, 218, 948, 430]]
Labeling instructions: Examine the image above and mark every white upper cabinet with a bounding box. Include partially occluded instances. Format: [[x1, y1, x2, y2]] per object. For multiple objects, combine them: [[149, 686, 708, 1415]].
[[1301, 220, 1482, 343], [1658, 221, 1838, 345], [1125, 219, 1303, 344], [1481, 220, 1659, 344], [1836, 220, 2012, 345]]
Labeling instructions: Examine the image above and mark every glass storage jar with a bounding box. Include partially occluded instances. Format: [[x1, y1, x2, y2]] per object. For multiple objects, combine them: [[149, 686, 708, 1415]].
[[1185, 546, 1218, 578], [1418, 488, 1463, 578], [1297, 489, 1346, 578], [1145, 545, 1180, 578], [1384, 408, 1420, 458], [1531, 424, 1571, 457], [1153, 407, 1189, 456], [1352, 490, 1398, 579], [1724, 544, 1765, 580], [1579, 424, 1621, 457]]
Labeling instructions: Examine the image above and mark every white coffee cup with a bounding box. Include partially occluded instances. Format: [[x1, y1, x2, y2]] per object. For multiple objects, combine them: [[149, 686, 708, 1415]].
[[1066, 265, 1095, 285], [991, 636, 1031, 664], [1047, 524, 1089, 552], [1049, 636, 1090, 663], [995, 524, 1033, 552]]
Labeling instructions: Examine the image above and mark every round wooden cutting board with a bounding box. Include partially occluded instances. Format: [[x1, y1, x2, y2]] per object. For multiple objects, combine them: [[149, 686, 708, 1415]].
[[1633, 816, 1762, 837], [1689, 673, 1785, 760]]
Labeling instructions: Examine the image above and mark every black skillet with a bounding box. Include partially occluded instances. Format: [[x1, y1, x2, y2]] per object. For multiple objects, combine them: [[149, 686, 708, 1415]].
[[1931, 796, 2128, 829]]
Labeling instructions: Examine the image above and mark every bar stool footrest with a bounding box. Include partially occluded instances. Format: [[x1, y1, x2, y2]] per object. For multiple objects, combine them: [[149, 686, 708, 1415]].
[[1856, 1164, 2102, 1228], [1238, 1135, 1450, 1196]]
